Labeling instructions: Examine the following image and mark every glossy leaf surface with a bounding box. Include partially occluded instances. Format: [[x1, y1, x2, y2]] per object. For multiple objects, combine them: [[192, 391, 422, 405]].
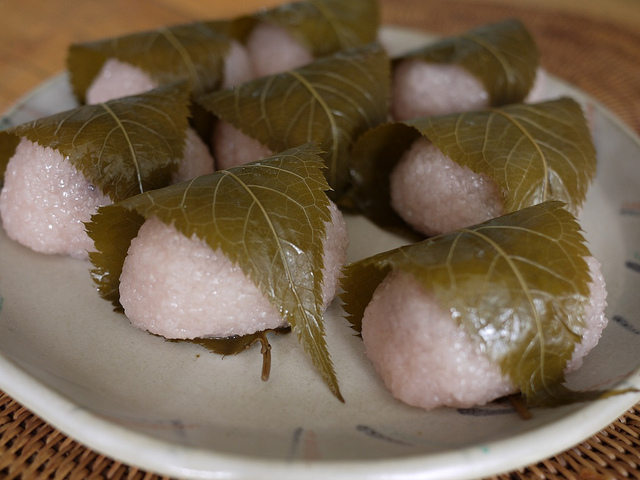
[[197, 42, 390, 200], [348, 97, 596, 235], [67, 21, 234, 102], [87, 143, 343, 400], [341, 202, 600, 406], [395, 18, 539, 105], [0, 82, 191, 202]]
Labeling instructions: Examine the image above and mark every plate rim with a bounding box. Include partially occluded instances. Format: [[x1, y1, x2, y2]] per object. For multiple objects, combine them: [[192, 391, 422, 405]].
[[2, 24, 640, 480]]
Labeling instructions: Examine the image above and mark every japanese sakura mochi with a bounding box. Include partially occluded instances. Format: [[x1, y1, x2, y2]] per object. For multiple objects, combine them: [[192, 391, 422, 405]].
[[0, 83, 213, 260], [341, 202, 609, 410], [87, 145, 348, 397], [118, 198, 348, 339], [68, 22, 255, 105], [71, 0, 379, 104], [361, 256, 607, 410], [348, 97, 596, 238], [199, 42, 390, 203], [390, 19, 547, 121], [243, 0, 379, 78], [83, 42, 253, 105], [90, 144, 349, 338]]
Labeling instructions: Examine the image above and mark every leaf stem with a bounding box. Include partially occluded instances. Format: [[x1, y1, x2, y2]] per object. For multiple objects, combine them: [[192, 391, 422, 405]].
[[257, 332, 272, 382], [508, 394, 532, 420]]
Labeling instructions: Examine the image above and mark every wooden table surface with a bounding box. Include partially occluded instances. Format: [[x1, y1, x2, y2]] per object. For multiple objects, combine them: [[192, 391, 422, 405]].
[[2, 1, 640, 479]]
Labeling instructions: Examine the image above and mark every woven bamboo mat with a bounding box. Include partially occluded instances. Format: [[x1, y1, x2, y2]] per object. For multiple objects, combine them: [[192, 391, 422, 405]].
[[1, 1, 640, 478]]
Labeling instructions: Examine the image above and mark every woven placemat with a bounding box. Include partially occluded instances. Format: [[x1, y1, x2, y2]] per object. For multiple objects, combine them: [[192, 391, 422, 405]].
[[2, 1, 640, 479]]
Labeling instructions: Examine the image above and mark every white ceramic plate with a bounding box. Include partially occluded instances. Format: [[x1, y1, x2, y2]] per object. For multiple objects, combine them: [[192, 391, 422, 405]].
[[2, 26, 640, 480]]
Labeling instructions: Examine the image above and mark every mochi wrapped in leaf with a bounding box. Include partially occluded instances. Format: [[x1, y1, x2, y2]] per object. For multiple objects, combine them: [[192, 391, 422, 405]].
[[341, 202, 611, 409], [0, 82, 213, 259], [67, 0, 380, 105], [67, 19, 254, 104], [391, 18, 544, 121], [197, 42, 390, 202], [348, 97, 596, 237], [239, 0, 380, 77], [87, 144, 348, 401]]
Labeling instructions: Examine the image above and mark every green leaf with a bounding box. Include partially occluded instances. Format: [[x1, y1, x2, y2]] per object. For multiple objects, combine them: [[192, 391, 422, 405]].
[[196, 42, 390, 201], [87, 143, 343, 400], [341, 202, 603, 406], [243, 0, 380, 57], [347, 97, 596, 235], [344, 121, 422, 236], [67, 20, 236, 103], [411, 97, 597, 215], [1, 82, 192, 202], [66, 1, 379, 104], [0, 132, 20, 186], [395, 18, 539, 105]]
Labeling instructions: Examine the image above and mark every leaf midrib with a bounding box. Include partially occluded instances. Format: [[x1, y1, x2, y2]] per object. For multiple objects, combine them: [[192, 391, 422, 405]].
[[159, 26, 201, 93], [287, 70, 339, 187], [100, 102, 144, 195], [458, 226, 550, 392], [490, 108, 549, 205]]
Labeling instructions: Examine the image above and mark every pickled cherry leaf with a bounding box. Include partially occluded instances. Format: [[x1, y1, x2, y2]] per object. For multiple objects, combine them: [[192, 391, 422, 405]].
[[395, 18, 539, 105], [239, 0, 380, 57], [87, 143, 344, 401], [0, 82, 191, 201], [0, 133, 20, 185], [345, 121, 421, 236], [196, 42, 390, 200], [414, 97, 596, 215], [341, 202, 608, 406], [67, 21, 236, 102], [347, 97, 596, 235]]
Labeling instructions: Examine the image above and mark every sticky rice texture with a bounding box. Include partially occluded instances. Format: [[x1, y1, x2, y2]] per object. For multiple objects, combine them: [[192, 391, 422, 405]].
[[361, 257, 608, 410], [246, 22, 314, 78], [391, 58, 547, 121], [85, 59, 158, 104], [119, 200, 349, 339], [212, 121, 273, 170], [85, 41, 253, 104], [0, 138, 110, 259], [565, 257, 609, 372], [221, 40, 256, 87], [390, 137, 504, 236], [172, 128, 215, 183], [391, 60, 489, 121], [0, 129, 212, 259]]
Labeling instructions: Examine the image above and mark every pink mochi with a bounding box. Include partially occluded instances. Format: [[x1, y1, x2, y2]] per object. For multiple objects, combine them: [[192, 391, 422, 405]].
[[0, 138, 110, 259], [212, 121, 273, 171], [172, 128, 215, 183], [0, 130, 213, 259], [390, 137, 504, 236], [391, 60, 489, 121], [85, 40, 254, 104], [118, 200, 349, 339], [245, 22, 314, 78], [85, 59, 157, 104], [361, 256, 608, 410], [391, 58, 547, 121]]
